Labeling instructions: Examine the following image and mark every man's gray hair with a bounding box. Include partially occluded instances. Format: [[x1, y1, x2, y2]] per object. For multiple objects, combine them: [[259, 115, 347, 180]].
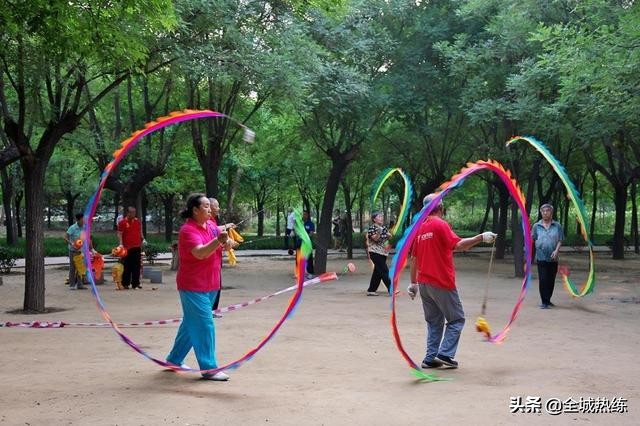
[[423, 193, 443, 211], [540, 203, 554, 212]]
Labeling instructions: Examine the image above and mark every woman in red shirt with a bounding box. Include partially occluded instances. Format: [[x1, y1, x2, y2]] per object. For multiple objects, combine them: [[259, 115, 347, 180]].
[[166, 193, 230, 381]]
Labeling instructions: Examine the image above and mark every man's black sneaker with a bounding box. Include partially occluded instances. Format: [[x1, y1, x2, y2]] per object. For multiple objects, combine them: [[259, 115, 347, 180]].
[[421, 359, 443, 369], [547, 302, 555, 307], [435, 355, 458, 368]]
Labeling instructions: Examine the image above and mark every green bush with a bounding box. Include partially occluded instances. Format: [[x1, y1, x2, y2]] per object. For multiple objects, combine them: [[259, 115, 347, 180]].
[[237, 235, 283, 250], [0, 233, 172, 258], [144, 243, 160, 265], [0, 246, 18, 274]]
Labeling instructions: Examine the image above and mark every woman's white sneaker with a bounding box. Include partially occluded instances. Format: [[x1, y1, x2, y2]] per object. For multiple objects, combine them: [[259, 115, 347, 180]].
[[202, 371, 229, 381]]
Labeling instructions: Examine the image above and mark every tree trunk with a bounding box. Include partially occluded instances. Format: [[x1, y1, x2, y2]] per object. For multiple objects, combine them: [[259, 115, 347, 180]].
[[141, 189, 148, 236], [226, 165, 242, 210], [113, 192, 121, 231], [162, 194, 174, 243], [589, 170, 598, 241], [479, 181, 493, 232], [275, 199, 282, 237], [612, 184, 627, 259], [204, 151, 222, 198], [491, 198, 500, 232], [302, 197, 311, 217], [22, 162, 47, 312], [631, 179, 638, 254], [314, 158, 349, 274], [314, 200, 321, 223], [256, 199, 265, 237], [525, 158, 541, 217], [511, 202, 524, 278], [65, 190, 80, 226], [1, 167, 17, 245], [66, 194, 74, 226], [563, 196, 570, 238], [14, 190, 23, 238], [494, 183, 509, 259], [342, 181, 354, 259]]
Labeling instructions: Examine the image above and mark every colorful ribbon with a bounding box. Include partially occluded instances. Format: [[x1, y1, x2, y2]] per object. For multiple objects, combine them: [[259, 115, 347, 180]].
[[388, 160, 533, 380], [0, 272, 337, 329], [370, 167, 413, 236], [79, 109, 321, 375], [506, 136, 595, 297]]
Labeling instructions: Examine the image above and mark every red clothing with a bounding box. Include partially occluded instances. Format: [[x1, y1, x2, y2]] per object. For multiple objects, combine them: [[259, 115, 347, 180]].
[[176, 218, 222, 292], [411, 216, 461, 290], [117, 217, 142, 249]]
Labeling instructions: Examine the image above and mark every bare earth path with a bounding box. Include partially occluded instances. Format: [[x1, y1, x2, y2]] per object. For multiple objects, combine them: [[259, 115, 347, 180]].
[[1, 251, 639, 425]]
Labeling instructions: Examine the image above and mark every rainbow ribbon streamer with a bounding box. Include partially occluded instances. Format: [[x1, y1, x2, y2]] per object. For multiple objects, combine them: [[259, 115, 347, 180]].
[[506, 136, 595, 297], [388, 160, 533, 380], [80, 110, 322, 375], [370, 168, 413, 236], [0, 272, 337, 329], [292, 209, 313, 286]]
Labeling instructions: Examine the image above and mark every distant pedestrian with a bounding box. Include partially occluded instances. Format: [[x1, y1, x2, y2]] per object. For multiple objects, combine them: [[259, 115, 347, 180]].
[[64, 213, 87, 290], [366, 212, 392, 296], [532, 203, 564, 309], [285, 208, 296, 252], [332, 209, 343, 250], [117, 206, 145, 289]]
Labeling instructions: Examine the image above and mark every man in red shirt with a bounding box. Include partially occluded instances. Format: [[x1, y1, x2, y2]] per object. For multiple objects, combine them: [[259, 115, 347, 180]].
[[409, 193, 496, 369], [117, 206, 145, 289]]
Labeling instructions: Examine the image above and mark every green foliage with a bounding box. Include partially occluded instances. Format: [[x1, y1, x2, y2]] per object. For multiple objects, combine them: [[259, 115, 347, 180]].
[[0, 247, 18, 274], [0, 0, 176, 68], [0, 234, 171, 258], [0, 0, 638, 288], [143, 243, 161, 265]]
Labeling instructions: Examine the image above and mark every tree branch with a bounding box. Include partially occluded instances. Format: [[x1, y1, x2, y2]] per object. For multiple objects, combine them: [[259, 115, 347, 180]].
[[77, 72, 130, 118]]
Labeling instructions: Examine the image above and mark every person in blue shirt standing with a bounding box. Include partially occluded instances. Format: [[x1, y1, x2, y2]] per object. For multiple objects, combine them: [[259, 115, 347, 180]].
[[531, 204, 564, 309], [64, 213, 87, 290]]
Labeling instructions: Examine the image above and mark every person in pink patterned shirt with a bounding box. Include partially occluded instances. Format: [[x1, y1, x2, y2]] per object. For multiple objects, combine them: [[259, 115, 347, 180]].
[[166, 193, 231, 381]]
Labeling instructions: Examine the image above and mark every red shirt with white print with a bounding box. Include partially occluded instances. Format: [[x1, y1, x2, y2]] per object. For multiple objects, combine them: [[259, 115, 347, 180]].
[[411, 216, 461, 291]]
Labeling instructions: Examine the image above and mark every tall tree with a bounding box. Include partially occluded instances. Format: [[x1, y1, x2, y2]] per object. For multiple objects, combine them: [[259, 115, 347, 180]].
[[529, 1, 640, 258], [299, 1, 394, 273], [0, 0, 175, 311], [176, 0, 313, 199]]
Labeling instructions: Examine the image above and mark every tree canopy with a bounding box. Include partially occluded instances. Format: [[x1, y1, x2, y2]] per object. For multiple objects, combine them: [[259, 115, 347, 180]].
[[0, 0, 638, 310]]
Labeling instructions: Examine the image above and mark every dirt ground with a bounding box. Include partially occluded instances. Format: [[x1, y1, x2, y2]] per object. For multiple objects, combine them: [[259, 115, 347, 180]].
[[1, 251, 639, 426]]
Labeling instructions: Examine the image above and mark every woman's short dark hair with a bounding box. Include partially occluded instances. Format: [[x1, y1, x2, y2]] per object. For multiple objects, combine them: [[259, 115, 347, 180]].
[[371, 211, 382, 221], [75, 213, 84, 220], [180, 193, 206, 219]]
